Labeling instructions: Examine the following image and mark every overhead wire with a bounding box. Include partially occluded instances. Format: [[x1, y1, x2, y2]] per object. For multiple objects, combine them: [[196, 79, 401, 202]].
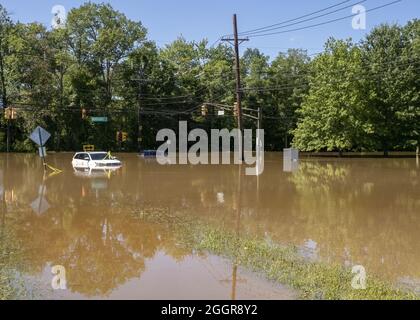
[[246, 0, 402, 38], [236, 0, 353, 36], [240, 0, 368, 37]]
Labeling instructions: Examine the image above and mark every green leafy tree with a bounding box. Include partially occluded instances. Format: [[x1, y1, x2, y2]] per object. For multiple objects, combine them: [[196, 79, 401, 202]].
[[399, 20, 420, 154], [361, 24, 416, 155], [292, 39, 370, 153], [267, 49, 310, 149]]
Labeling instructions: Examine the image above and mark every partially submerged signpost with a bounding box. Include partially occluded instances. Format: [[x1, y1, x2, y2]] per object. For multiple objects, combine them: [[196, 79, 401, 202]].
[[29, 126, 51, 171]]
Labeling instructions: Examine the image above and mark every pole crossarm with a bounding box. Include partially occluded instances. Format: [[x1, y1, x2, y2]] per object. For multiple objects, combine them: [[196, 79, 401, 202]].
[[221, 37, 249, 46], [242, 113, 259, 121], [203, 102, 233, 110], [203, 102, 260, 122]]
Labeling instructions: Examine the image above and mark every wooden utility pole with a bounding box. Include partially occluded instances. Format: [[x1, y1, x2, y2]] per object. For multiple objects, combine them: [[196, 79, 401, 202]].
[[132, 62, 150, 154], [233, 14, 243, 142], [137, 74, 142, 153], [222, 14, 248, 160]]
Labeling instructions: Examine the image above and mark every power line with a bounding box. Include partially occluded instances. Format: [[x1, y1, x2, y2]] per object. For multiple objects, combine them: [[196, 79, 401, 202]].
[[241, 65, 420, 93], [236, 0, 353, 36], [240, 0, 367, 37], [243, 55, 420, 86], [247, 0, 402, 38]]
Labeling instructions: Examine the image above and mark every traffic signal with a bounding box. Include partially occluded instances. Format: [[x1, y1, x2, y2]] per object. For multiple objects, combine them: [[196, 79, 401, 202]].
[[4, 107, 10, 119], [4, 107, 17, 120], [201, 104, 208, 116], [233, 102, 239, 117], [81, 108, 87, 119]]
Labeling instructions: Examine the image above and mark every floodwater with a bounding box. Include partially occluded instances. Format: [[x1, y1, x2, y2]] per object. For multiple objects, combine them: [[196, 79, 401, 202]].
[[1, 153, 420, 299]]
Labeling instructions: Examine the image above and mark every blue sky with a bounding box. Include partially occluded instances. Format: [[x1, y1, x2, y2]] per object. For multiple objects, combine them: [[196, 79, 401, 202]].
[[1, 0, 419, 58]]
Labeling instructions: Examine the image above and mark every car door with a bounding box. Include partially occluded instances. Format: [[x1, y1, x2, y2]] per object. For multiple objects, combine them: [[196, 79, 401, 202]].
[[80, 153, 91, 168], [73, 153, 82, 167]]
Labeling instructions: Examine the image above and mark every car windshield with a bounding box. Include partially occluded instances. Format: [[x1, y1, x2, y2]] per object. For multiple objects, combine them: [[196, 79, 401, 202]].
[[89, 153, 108, 160]]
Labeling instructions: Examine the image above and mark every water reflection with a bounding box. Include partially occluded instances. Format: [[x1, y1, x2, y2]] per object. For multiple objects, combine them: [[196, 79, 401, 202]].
[[283, 158, 299, 173], [30, 182, 49, 215], [1, 153, 420, 297]]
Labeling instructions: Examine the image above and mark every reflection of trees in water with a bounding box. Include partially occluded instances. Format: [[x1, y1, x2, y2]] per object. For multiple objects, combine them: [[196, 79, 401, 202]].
[[284, 159, 420, 281], [11, 202, 192, 296], [2, 159, 193, 297]]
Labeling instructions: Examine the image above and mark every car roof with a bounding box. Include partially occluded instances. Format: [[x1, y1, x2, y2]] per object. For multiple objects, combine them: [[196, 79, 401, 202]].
[[74, 151, 108, 154]]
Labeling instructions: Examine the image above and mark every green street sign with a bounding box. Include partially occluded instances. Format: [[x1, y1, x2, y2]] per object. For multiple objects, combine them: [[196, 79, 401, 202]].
[[91, 116, 108, 123]]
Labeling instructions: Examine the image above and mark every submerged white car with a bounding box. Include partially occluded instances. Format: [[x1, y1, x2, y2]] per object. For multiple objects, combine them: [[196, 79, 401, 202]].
[[72, 152, 122, 169]]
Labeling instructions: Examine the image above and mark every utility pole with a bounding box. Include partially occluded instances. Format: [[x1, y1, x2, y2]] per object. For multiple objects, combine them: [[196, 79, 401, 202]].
[[132, 63, 149, 154], [233, 14, 243, 145], [137, 72, 142, 153], [222, 14, 248, 160]]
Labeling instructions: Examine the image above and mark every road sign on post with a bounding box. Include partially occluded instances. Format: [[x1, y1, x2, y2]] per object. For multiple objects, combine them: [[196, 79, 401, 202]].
[[38, 147, 47, 158], [30, 126, 51, 147], [29, 126, 51, 171]]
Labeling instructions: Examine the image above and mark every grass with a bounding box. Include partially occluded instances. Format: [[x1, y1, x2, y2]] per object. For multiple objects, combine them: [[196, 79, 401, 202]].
[[0, 230, 26, 300], [134, 208, 419, 300]]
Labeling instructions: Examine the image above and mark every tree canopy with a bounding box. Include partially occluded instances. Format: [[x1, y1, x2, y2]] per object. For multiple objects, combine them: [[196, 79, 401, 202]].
[[0, 3, 418, 154]]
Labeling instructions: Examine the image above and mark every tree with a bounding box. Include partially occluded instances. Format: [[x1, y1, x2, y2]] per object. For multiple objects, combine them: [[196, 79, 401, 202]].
[[6, 22, 55, 151], [361, 24, 415, 155], [0, 4, 12, 108], [399, 20, 420, 155], [60, 3, 147, 149], [268, 49, 310, 149], [292, 39, 370, 153]]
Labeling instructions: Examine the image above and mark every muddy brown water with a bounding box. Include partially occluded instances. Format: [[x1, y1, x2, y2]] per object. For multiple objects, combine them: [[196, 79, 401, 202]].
[[1, 153, 419, 299]]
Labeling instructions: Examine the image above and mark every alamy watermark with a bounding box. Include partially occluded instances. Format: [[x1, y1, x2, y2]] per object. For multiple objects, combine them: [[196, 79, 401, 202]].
[[156, 121, 264, 176], [352, 4, 366, 30], [51, 5, 67, 29], [351, 265, 367, 290], [51, 265, 67, 290]]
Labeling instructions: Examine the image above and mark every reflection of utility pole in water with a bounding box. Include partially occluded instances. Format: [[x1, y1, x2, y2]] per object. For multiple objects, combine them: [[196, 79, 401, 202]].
[[0, 169, 6, 244], [231, 163, 242, 300], [256, 106, 262, 200]]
